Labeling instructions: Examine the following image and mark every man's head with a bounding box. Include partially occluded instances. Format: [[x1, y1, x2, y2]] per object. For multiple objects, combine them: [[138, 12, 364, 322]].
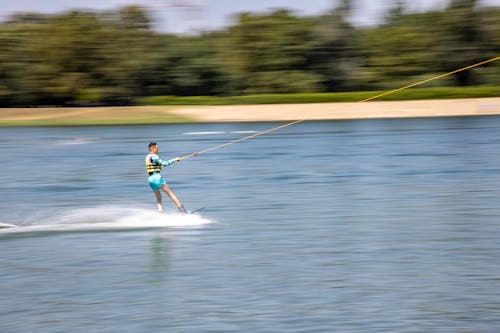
[[148, 142, 158, 153]]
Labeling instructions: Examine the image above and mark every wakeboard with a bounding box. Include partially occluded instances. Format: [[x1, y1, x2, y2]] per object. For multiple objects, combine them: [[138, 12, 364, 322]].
[[187, 207, 206, 214]]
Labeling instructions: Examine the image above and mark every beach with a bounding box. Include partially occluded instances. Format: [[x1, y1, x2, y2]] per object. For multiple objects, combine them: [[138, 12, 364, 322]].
[[1, 97, 499, 126], [173, 97, 500, 122]]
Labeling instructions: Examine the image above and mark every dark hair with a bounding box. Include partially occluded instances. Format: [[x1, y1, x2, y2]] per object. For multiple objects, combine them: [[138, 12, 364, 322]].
[[148, 142, 157, 149]]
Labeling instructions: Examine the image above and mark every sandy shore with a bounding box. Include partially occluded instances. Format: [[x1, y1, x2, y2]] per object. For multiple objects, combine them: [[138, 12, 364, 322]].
[[171, 97, 500, 122], [1, 97, 499, 125]]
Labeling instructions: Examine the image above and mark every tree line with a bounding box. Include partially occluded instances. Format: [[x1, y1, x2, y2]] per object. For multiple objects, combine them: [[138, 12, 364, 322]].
[[0, 0, 499, 106]]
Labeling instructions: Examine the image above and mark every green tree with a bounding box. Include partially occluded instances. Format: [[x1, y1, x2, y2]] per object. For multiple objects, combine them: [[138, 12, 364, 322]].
[[308, 1, 361, 91], [132, 33, 231, 96], [356, 4, 449, 90], [475, 7, 500, 85], [433, 0, 486, 85], [226, 10, 322, 94]]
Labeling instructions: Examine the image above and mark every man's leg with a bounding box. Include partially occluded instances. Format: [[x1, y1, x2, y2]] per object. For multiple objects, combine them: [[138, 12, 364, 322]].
[[154, 190, 163, 212], [161, 184, 186, 212]]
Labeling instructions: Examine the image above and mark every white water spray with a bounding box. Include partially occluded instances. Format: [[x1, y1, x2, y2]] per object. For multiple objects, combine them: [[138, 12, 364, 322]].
[[0, 205, 212, 235]]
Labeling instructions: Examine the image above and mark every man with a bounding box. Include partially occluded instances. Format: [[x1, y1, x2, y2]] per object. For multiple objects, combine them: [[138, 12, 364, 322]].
[[145, 142, 187, 214]]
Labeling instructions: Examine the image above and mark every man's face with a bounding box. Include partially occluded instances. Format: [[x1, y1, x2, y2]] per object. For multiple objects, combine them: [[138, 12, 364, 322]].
[[151, 145, 159, 154]]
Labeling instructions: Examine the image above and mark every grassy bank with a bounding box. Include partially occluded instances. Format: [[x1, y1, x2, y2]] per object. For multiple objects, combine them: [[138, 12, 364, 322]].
[[138, 86, 500, 106]]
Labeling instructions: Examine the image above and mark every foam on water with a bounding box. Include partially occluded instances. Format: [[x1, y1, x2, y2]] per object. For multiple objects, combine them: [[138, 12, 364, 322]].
[[0, 205, 212, 235], [183, 131, 226, 135], [54, 138, 101, 145]]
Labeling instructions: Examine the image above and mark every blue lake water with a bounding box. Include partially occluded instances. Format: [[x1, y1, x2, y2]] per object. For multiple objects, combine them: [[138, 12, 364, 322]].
[[1, 116, 500, 332]]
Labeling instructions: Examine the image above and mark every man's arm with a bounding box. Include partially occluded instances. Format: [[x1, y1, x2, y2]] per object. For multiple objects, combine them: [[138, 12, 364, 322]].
[[151, 154, 179, 167]]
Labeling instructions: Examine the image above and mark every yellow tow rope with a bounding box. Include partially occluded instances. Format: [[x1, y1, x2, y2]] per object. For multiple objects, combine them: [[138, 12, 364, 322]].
[[178, 55, 500, 162]]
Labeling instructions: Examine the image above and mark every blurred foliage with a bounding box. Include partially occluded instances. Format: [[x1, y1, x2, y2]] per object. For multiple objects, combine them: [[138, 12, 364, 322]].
[[0, 1, 499, 106]]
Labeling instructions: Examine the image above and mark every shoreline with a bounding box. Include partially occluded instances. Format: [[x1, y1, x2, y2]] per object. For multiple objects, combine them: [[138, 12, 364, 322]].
[[1, 97, 499, 126], [171, 97, 500, 122]]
